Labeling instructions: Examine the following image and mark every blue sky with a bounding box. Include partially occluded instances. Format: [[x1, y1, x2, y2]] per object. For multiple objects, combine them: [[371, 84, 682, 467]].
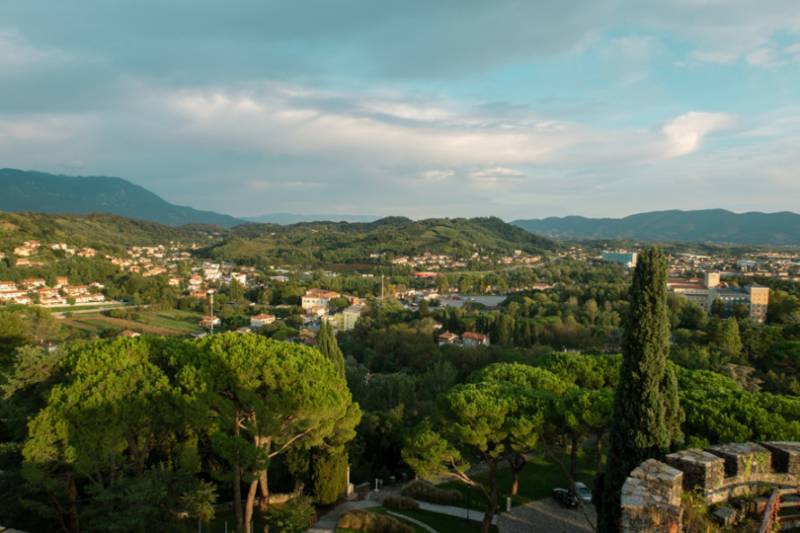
[[1, 1, 799, 219]]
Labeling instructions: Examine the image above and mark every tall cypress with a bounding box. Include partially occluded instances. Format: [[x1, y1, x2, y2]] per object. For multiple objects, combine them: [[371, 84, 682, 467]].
[[598, 247, 684, 532], [318, 321, 345, 376], [312, 320, 349, 504]]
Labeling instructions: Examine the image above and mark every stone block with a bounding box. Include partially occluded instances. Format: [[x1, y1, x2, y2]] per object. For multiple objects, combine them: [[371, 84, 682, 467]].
[[712, 506, 737, 526], [666, 448, 725, 493], [762, 442, 800, 475], [706, 442, 771, 479]]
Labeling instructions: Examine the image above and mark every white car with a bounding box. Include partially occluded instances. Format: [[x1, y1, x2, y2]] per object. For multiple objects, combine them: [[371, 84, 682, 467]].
[[573, 481, 592, 504]]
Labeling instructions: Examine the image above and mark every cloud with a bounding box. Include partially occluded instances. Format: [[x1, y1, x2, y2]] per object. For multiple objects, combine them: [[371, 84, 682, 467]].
[[659, 111, 737, 157], [418, 169, 454, 181]]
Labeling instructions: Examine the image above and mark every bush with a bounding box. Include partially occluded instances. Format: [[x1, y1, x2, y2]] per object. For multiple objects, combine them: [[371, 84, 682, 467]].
[[383, 495, 419, 511], [266, 495, 316, 533], [400, 479, 462, 505], [337, 510, 414, 533]]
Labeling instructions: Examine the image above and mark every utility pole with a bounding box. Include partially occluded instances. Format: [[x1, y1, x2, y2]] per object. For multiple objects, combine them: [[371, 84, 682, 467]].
[[208, 289, 216, 334]]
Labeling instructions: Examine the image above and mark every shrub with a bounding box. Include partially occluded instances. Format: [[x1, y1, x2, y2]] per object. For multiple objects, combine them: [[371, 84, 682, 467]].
[[266, 495, 316, 533], [337, 510, 414, 533], [383, 495, 419, 511], [400, 479, 462, 505]]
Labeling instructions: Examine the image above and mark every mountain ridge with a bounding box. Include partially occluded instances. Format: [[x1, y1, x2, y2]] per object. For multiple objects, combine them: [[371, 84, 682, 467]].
[[512, 209, 800, 245], [0, 169, 244, 227]]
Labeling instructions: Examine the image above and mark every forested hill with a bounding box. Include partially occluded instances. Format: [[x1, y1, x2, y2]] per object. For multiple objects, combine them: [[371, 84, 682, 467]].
[[0, 211, 220, 250], [211, 216, 558, 263], [0, 168, 244, 227], [512, 209, 800, 245]]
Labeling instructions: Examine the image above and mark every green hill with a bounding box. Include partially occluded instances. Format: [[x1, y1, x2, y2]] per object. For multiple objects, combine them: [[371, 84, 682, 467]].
[[0, 168, 244, 227], [0, 211, 217, 253], [211, 216, 557, 264]]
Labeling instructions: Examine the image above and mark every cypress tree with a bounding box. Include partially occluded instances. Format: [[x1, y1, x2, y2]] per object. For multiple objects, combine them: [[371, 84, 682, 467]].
[[598, 247, 684, 532], [318, 321, 345, 376], [312, 320, 349, 504]]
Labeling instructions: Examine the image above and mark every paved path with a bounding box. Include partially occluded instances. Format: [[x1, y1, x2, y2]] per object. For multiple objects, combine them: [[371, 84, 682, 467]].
[[497, 498, 595, 533], [386, 511, 438, 533], [307, 499, 379, 532], [416, 501, 497, 525]]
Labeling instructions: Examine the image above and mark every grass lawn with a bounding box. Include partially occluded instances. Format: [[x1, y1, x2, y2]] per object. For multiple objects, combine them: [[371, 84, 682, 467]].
[[439, 451, 598, 511]]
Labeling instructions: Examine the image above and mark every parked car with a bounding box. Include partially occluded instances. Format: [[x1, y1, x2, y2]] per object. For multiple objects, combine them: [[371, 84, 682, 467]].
[[552, 487, 579, 508], [574, 481, 592, 504]]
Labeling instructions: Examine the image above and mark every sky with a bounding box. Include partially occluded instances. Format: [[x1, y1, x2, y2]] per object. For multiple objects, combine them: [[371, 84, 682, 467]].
[[1, 1, 799, 220]]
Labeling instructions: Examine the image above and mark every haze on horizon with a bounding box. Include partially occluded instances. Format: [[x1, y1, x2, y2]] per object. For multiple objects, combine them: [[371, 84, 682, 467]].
[[1, 1, 799, 220]]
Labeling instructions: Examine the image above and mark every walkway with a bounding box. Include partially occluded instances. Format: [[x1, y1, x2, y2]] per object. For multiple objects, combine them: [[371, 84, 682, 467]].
[[386, 511, 437, 533], [497, 498, 595, 533], [416, 501, 497, 525], [307, 493, 498, 532], [307, 499, 379, 533]]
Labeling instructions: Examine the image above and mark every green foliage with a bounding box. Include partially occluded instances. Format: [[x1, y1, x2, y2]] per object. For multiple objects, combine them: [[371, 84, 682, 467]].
[[399, 480, 462, 506], [318, 320, 345, 376], [337, 509, 415, 533], [211, 216, 555, 265], [311, 447, 348, 505], [600, 247, 684, 533], [265, 495, 316, 533], [678, 368, 800, 445], [383, 495, 420, 511]]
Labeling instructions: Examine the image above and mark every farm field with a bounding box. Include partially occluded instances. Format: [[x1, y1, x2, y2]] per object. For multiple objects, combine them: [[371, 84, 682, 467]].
[[61, 308, 204, 337]]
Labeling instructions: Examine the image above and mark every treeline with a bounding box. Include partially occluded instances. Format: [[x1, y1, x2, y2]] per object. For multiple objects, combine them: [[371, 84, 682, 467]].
[[0, 334, 359, 533]]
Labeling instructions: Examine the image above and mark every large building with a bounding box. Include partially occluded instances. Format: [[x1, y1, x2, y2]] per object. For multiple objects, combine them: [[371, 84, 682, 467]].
[[301, 288, 341, 312], [668, 272, 769, 323]]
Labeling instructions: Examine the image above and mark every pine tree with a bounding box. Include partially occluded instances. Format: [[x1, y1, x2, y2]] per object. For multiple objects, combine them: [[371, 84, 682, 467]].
[[598, 247, 684, 532]]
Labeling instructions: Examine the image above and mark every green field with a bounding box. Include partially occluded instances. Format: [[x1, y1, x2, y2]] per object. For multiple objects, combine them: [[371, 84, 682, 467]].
[[61, 308, 203, 337], [439, 451, 598, 510]]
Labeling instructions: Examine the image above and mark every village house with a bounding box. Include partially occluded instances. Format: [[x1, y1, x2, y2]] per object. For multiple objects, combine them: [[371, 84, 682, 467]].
[[77, 247, 96, 258], [301, 288, 341, 312], [21, 278, 46, 290], [250, 313, 276, 328], [54, 276, 69, 288], [462, 331, 490, 347], [0, 281, 17, 291], [438, 331, 459, 346], [199, 315, 221, 328]]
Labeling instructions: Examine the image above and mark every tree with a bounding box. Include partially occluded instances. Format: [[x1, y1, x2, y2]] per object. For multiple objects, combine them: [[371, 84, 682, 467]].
[[311, 322, 350, 504], [193, 334, 361, 533], [403, 379, 545, 533], [318, 321, 345, 376], [472, 363, 568, 495], [708, 318, 743, 362], [599, 247, 684, 532]]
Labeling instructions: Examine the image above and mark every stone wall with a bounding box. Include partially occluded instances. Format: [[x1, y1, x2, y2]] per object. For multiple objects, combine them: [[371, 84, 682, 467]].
[[620, 441, 800, 532]]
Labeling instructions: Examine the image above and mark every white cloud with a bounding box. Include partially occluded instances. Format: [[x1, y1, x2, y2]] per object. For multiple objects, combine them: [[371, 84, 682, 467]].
[[470, 167, 525, 178], [746, 47, 781, 69], [0, 28, 72, 71], [418, 169, 454, 181], [659, 111, 737, 157]]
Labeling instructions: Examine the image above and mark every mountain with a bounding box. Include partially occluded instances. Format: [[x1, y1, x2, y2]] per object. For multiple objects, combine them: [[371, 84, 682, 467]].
[[211, 216, 557, 264], [244, 213, 379, 224], [512, 209, 800, 245], [0, 169, 244, 227]]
